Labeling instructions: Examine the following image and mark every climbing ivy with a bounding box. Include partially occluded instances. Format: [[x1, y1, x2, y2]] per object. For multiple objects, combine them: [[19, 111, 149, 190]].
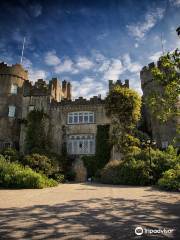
[[147, 49, 180, 123], [95, 125, 111, 169], [82, 124, 111, 177], [25, 110, 50, 154], [105, 85, 141, 154]]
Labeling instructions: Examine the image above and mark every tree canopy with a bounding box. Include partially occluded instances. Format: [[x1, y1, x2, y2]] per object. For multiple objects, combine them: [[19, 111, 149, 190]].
[[147, 49, 180, 123], [105, 85, 141, 153]]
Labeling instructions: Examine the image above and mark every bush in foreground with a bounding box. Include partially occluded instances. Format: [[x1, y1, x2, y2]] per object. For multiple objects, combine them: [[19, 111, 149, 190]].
[[22, 153, 59, 177], [0, 155, 58, 189], [158, 164, 180, 191], [1, 148, 20, 162], [101, 159, 149, 185]]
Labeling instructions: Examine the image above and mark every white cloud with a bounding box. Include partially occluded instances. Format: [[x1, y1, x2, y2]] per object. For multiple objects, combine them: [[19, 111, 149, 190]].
[[134, 43, 139, 48], [169, 0, 180, 6], [22, 57, 47, 82], [76, 56, 94, 70], [54, 59, 78, 74], [44, 51, 61, 66], [44, 51, 94, 73], [71, 77, 107, 99], [29, 69, 47, 82], [103, 59, 124, 80], [127, 8, 165, 39], [149, 51, 162, 62], [122, 54, 142, 73], [44, 50, 61, 66]]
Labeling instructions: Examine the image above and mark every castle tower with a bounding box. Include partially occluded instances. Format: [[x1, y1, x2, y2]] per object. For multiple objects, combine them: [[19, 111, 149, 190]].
[[140, 61, 179, 148], [0, 62, 28, 149]]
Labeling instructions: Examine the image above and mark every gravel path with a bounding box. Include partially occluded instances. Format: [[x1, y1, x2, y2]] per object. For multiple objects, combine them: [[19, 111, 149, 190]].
[[0, 183, 179, 239]]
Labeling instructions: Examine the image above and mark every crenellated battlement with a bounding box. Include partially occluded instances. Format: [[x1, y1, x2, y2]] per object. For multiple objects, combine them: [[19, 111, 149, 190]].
[[0, 62, 28, 81], [140, 60, 165, 89], [51, 95, 105, 108], [23, 78, 71, 102], [109, 79, 129, 91]]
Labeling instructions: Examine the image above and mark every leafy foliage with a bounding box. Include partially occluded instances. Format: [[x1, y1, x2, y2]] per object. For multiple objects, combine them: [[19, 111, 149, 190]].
[[82, 125, 111, 177], [22, 153, 60, 177], [0, 155, 58, 189], [82, 155, 97, 178], [105, 85, 141, 153], [101, 159, 149, 185], [25, 110, 50, 154], [158, 164, 180, 191], [147, 49, 180, 123], [1, 148, 20, 162], [96, 125, 111, 169], [101, 145, 179, 188]]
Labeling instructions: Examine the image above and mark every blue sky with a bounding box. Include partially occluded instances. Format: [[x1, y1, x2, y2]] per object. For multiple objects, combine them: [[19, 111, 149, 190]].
[[0, 0, 179, 98]]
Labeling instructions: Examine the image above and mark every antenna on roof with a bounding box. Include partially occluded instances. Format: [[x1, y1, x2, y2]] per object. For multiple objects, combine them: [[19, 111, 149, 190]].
[[20, 37, 26, 64], [160, 33, 165, 55]]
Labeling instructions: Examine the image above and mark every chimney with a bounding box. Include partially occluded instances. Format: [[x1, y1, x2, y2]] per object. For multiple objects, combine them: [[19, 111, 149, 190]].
[[67, 82, 71, 100]]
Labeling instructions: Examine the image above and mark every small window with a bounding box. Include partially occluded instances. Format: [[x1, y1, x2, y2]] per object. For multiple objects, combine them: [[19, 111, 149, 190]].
[[74, 113, 78, 123], [79, 112, 83, 123], [68, 113, 73, 124], [29, 105, 35, 112], [8, 106, 16, 117], [11, 84, 18, 94], [84, 113, 89, 123], [162, 141, 168, 149], [89, 113, 94, 123]]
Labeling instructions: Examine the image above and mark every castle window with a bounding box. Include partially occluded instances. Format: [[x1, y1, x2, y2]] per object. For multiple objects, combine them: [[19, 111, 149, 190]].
[[67, 134, 95, 155], [29, 105, 35, 112], [162, 141, 168, 149], [10, 84, 18, 94], [8, 105, 16, 117], [68, 112, 94, 124]]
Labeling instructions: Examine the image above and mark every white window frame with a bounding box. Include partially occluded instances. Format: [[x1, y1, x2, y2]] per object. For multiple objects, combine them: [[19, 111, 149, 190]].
[[8, 105, 16, 117], [67, 134, 95, 155], [10, 84, 18, 94], [68, 112, 94, 124], [29, 105, 35, 112]]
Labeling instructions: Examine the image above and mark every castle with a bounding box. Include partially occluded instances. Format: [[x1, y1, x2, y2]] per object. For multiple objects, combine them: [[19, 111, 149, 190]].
[[0, 61, 179, 155]]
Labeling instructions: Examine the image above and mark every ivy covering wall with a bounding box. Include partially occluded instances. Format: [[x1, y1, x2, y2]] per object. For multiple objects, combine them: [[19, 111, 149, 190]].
[[25, 110, 50, 154], [82, 124, 111, 178]]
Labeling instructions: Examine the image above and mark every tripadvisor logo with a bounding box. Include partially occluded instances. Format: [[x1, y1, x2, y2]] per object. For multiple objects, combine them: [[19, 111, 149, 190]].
[[135, 226, 175, 236], [135, 227, 143, 236]]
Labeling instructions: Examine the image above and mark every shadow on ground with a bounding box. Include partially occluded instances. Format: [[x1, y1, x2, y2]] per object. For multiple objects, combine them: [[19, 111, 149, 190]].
[[0, 193, 179, 240]]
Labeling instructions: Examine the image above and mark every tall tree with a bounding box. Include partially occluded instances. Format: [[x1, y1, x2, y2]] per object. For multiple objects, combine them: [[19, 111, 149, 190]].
[[105, 86, 141, 154], [147, 49, 180, 123]]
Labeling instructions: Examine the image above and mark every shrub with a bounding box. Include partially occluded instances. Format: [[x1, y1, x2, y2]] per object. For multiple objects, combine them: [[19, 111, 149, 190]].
[[1, 148, 20, 162], [0, 155, 58, 189], [52, 173, 65, 183], [66, 170, 76, 181], [133, 146, 179, 183], [158, 164, 180, 191], [82, 156, 97, 178], [22, 154, 59, 177], [101, 158, 149, 185]]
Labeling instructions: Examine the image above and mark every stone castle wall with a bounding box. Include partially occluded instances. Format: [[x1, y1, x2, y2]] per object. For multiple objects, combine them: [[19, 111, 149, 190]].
[[140, 61, 179, 148], [0, 62, 28, 148]]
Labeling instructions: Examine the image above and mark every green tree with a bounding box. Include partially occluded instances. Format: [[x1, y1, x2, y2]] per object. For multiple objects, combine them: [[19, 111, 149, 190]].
[[105, 85, 141, 154], [147, 49, 180, 123]]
